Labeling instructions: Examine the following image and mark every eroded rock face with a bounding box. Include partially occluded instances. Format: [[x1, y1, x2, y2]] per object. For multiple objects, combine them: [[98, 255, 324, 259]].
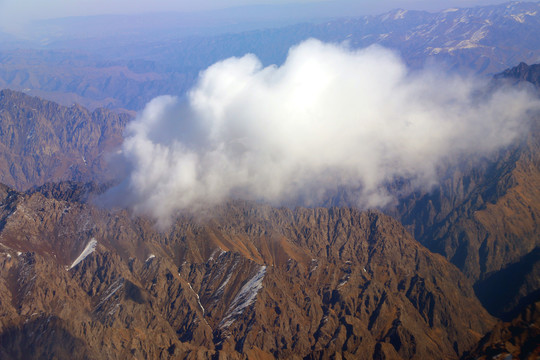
[[391, 121, 540, 282], [0, 185, 494, 359], [495, 62, 540, 88], [387, 62, 540, 322], [0, 89, 130, 191]]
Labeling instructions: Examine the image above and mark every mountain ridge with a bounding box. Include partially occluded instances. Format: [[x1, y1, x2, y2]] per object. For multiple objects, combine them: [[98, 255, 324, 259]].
[[387, 60, 540, 322]]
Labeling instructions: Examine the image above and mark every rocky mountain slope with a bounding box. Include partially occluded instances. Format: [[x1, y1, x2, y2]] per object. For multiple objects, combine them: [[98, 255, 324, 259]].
[[463, 300, 540, 360], [0, 183, 494, 359], [388, 61, 540, 321], [0, 89, 130, 191], [459, 60, 540, 355], [496, 62, 540, 87]]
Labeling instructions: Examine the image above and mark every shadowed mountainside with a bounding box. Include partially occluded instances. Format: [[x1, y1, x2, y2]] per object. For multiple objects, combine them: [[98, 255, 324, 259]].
[[462, 300, 540, 360], [388, 61, 540, 321]]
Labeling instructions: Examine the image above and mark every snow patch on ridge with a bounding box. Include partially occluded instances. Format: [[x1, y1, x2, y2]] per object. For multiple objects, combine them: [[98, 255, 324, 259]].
[[393, 9, 408, 19], [69, 238, 97, 270], [208, 247, 226, 262], [511, 11, 537, 23], [217, 272, 233, 294], [188, 282, 205, 315], [145, 254, 155, 262], [220, 265, 266, 329], [95, 277, 124, 316], [214, 259, 239, 299]]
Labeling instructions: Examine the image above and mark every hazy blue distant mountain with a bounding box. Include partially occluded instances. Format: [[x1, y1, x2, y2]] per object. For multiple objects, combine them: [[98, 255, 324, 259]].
[[1, 1, 539, 110]]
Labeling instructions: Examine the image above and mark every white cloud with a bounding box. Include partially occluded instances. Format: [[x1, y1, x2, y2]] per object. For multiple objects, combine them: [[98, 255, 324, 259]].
[[110, 39, 539, 227]]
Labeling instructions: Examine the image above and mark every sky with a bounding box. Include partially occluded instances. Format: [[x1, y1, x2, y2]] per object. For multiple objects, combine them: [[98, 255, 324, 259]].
[[0, 0, 508, 33]]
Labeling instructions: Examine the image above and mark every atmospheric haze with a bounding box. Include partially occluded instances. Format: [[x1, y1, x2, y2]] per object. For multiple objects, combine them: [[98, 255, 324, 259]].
[[110, 39, 539, 227]]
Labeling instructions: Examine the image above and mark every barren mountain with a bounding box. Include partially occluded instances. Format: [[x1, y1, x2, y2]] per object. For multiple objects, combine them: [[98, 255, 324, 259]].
[[388, 61, 540, 320], [0, 89, 130, 190], [496, 62, 540, 87], [0, 183, 494, 359]]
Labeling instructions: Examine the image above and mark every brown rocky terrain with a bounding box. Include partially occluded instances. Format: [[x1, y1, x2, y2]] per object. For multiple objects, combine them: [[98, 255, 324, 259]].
[[0, 89, 130, 191], [370, 61, 540, 360], [0, 183, 495, 359], [462, 300, 540, 360], [387, 62, 540, 322], [390, 114, 539, 283]]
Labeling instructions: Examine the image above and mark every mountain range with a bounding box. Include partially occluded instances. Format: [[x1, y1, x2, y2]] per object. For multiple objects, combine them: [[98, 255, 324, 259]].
[[1, 1, 540, 111], [0, 61, 537, 359], [0, 2, 539, 359]]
